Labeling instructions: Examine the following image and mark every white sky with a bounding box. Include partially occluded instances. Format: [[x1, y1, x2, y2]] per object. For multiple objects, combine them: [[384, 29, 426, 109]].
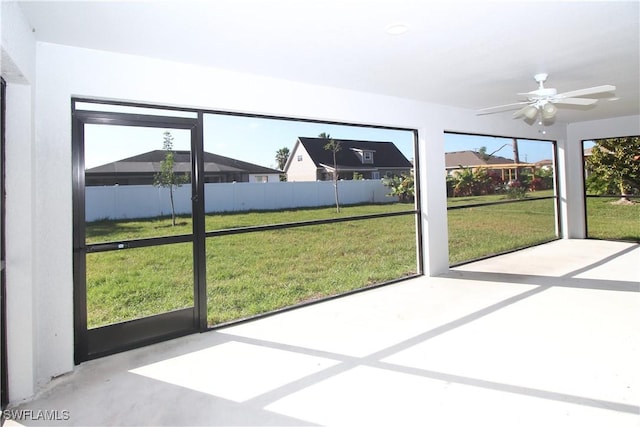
[[81, 104, 554, 170]]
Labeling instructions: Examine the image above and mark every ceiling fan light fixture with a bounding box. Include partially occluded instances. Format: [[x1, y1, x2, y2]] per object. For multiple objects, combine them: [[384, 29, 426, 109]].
[[523, 105, 539, 120], [542, 102, 557, 119]]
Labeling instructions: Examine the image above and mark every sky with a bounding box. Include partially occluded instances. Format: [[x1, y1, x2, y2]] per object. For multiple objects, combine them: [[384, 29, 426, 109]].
[[84, 113, 417, 170], [82, 103, 555, 170]]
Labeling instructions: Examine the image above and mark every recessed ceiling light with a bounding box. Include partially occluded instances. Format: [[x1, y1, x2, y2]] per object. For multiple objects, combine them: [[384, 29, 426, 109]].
[[386, 23, 409, 35]]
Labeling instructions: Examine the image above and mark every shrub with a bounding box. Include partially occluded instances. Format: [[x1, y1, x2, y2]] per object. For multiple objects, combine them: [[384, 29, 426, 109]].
[[505, 179, 527, 199], [383, 172, 415, 203]]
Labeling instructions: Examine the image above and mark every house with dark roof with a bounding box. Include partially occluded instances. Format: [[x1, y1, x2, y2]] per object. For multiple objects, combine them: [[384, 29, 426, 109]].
[[86, 150, 281, 186], [284, 137, 412, 182]]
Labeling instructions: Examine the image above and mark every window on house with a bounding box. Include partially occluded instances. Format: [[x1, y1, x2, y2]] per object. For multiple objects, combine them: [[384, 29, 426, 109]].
[[297, 155, 303, 161], [372, 171, 380, 179], [255, 176, 268, 183], [363, 151, 374, 164]]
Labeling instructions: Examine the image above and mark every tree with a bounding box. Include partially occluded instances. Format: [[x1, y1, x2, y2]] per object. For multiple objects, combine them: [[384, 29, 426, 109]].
[[586, 136, 640, 203], [323, 137, 342, 213], [275, 147, 290, 181], [318, 132, 331, 139], [154, 131, 189, 226], [275, 147, 290, 170]]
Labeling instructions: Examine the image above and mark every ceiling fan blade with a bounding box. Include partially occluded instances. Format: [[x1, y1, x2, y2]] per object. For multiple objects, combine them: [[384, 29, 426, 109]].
[[553, 97, 599, 106], [477, 101, 529, 115], [555, 84, 616, 99], [517, 88, 557, 99]]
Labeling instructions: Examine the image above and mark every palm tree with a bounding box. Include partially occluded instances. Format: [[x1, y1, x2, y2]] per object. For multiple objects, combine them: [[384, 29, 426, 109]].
[[275, 147, 290, 170], [453, 167, 476, 197]]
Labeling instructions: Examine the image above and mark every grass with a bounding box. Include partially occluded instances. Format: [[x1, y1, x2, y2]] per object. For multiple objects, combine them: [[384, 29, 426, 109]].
[[87, 243, 193, 327], [86, 203, 414, 243], [448, 197, 557, 265], [86, 204, 417, 328], [85, 195, 638, 328], [205, 217, 416, 325], [586, 196, 640, 241], [446, 189, 554, 207]]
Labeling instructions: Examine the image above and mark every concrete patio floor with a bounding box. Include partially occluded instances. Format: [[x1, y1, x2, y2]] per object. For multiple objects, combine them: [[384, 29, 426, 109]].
[[5, 239, 639, 426]]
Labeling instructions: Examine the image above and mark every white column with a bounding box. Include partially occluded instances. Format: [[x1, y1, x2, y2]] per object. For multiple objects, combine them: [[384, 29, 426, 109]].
[[556, 132, 587, 239], [5, 82, 36, 401], [418, 127, 449, 275]]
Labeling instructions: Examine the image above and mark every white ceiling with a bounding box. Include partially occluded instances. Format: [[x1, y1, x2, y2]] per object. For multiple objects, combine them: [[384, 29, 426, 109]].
[[17, 0, 640, 124]]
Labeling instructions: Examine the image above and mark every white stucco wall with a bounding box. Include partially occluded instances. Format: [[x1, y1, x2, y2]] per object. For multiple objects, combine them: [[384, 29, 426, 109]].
[[1, 0, 37, 403], [1, 2, 36, 84], [8, 3, 621, 399]]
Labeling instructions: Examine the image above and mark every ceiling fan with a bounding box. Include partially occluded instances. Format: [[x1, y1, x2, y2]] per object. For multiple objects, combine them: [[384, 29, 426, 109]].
[[477, 73, 616, 121]]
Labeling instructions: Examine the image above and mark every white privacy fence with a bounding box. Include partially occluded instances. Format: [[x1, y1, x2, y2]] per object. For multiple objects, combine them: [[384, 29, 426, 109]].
[[85, 180, 397, 221]]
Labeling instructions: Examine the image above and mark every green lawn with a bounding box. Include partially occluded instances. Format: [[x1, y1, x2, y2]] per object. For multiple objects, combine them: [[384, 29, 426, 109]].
[[86, 204, 417, 328], [86, 203, 414, 243], [85, 195, 638, 328], [586, 197, 640, 241], [446, 189, 555, 207], [205, 216, 416, 325], [448, 197, 558, 265]]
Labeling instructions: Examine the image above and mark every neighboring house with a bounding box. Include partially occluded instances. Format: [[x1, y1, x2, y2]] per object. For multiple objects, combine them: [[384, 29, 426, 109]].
[[284, 137, 412, 181], [535, 159, 554, 169], [86, 150, 281, 185], [445, 150, 533, 181]]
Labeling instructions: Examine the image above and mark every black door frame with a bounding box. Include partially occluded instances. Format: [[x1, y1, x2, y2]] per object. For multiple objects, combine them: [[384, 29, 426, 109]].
[[1, 76, 8, 406], [72, 110, 206, 362]]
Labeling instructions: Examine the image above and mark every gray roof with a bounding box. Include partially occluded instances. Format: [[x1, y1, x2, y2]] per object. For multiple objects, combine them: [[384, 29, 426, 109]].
[[87, 150, 280, 175], [445, 150, 514, 169]]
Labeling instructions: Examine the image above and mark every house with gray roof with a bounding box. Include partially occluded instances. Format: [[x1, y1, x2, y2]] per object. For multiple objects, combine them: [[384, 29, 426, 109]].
[[445, 150, 537, 182], [445, 150, 516, 172], [284, 137, 412, 182], [86, 150, 281, 186]]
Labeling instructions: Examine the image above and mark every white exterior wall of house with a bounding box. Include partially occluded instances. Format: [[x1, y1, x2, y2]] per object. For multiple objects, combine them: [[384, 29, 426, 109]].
[[248, 173, 281, 183], [3, 4, 638, 402], [284, 141, 319, 181]]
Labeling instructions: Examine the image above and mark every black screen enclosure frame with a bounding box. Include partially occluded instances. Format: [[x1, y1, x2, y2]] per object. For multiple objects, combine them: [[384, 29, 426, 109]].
[[72, 97, 423, 363]]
